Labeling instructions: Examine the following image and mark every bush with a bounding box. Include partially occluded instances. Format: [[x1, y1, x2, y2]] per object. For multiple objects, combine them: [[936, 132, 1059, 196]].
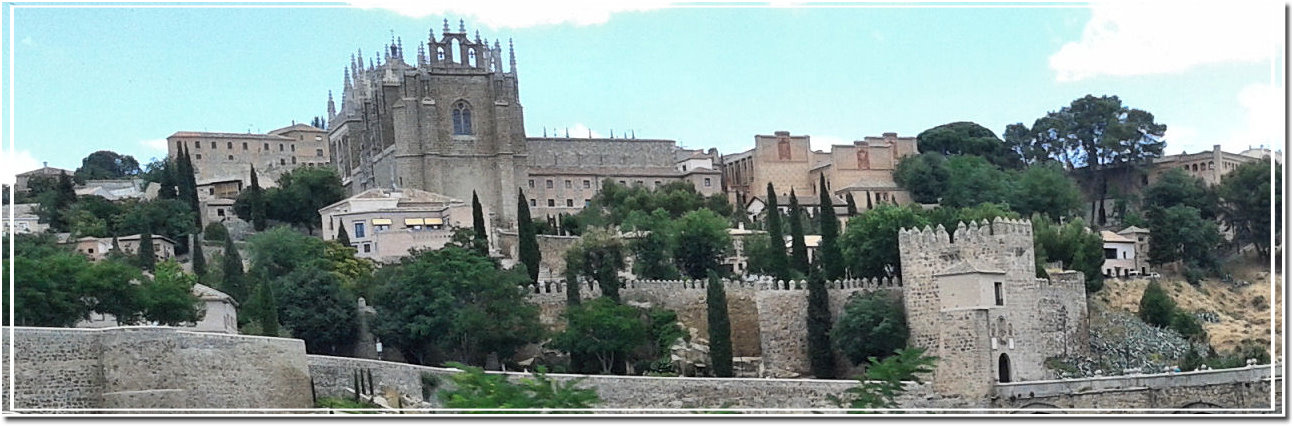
[[438, 362, 599, 412], [831, 291, 909, 365], [203, 222, 229, 242], [1137, 281, 1176, 328], [1183, 266, 1204, 286], [1170, 311, 1206, 341]]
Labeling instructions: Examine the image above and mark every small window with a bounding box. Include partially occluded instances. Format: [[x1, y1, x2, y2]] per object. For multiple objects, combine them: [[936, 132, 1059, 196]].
[[529, 199, 536, 207], [291, 144, 296, 152], [210, 141, 216, 149], [196, 154, 202, 160], [227, 142, 233, 149], [583, 180, 591, 188], [566, 199, 574, 207], [584, 199, 591, 207], [264, 143, 270, 150], [194, 141, 201, 149], [1104, 248, 1117, 259], [217, 208, 225, 217], [363, 243, 371, 253], [619, 180, 626, 185], [994, 282, 1003, 306], [546, 180, 554, 189], [243, 142, 248, 150], [354, 222, 366, 238], [654, 180, 661, 187], [547, 199, 555, 207], [316, 148, 323, 157], [280, 144, 285, 151], [704, 178, 712, 187], [565, 180, 572, 189], [87, 248, 95, 254], [528, 179, 535, 188], [228, 155, 234, 160], [292, 157, 297, 164], [208, 188, 215, 195], [452, 101, 473, 135], [280, 159, 286, 165]]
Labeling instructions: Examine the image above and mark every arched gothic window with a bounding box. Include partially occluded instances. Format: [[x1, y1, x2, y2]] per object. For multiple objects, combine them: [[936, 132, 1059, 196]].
[[452, 101, 473, 135]]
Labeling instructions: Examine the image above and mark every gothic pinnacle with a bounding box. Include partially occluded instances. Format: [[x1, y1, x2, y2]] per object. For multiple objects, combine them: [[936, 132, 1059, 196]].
[[475, 30, 481, 43], [443, 18, 449, 34], [459, 19, 465, 33]]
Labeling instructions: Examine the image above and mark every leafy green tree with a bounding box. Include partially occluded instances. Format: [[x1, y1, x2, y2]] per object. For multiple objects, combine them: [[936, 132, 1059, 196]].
[[941, 155, 1011, 208], [276, 265, 357, 355], [671, 209, 732, 280], [805, 268, 834, 378], [203, 222, 229, 242], [139, 158, 178, 200], [624, 209, 680, 280], [472, 191, 489, 256], [563, 228, 627, 303], [817, 174, 845, 280], [831, 291, 908, 365], [551, 297, 649, 374], [787, 190, 810, 274], [372, 246, 542, 366], [141, 260, 202, 326], [920, 203, 1020, 238], [1010, 162, 1083, 221], [438, 363, 598, 412], [917, 121, 1023, 170], [764, 183, 790, 280], [830, 348, 937, 411], [263, 166, 345, 235], [840, 204, 930, 278], [1146, 205, 1220, 270], [252, 281, 280, 336], [564, 180, 733, 236], [11, 240, 93, 326], [220, 232, 248, 304], [893, 152, 949, 204], [1143, 168, 1218, 219], [35, 172, 78, 231], [1218, 161, 1277, 258], [1032, 217, 1105, 293], [740, 235, 772, 276], [74, 150, 141, 181], [517, 189, 542, 283], [1138, 280, 1175, 328], [76, 258, 146, 325], [1016, 95, 1167, 224], [706, 271, 733, 377], [1170, 310, 1206, 341], [246, 226, 328, 279]]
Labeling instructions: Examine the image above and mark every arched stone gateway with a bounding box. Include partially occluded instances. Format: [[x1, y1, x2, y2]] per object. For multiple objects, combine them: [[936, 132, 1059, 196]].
[[1173, 401, 1224, 414], [1015, 402, 1065, 414], [998, 353, 1012, 383]]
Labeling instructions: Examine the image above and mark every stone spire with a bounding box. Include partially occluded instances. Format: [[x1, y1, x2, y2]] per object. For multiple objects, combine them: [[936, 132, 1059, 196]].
[[327, 90, 336, 118], [459, 19, 465, 33], [508, 38, 516, 73], [417, 42, 426, 66], [397, 36, 404, 59], [442, 18, 449, 36], [343, 67, 351, 90], [475, 30, 481, 43]]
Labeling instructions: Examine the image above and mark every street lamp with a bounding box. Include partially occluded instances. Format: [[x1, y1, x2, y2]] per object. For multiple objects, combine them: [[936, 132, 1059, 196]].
[[376, 339, 383, 360]]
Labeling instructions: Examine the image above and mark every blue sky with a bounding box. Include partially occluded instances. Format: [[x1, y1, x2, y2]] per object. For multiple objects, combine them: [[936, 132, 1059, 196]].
[[1, 1, 1285, 178]]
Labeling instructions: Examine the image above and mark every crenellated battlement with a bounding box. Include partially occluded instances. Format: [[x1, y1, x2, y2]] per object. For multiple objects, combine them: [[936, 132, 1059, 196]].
[[526, 276, 902, 297], [898, 217, 1033, 248]]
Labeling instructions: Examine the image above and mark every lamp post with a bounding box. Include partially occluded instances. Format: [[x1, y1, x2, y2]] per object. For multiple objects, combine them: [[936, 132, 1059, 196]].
[[375, 339, 383, 361]]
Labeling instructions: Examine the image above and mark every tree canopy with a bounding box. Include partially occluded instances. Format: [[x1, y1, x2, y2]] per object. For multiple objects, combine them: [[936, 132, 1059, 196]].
[[75, 150, 141, 182], [1218, 161, 1279, 258], [839, 204, 929, 278], [916, 121, 1023, 170], [831, 291, 909, 365]]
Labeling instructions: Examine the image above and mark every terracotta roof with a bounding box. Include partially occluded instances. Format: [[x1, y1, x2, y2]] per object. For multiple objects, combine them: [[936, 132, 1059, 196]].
[[17, 166, 72, 177], [1117, 226, 1149, 235], [934, 259, 1006, 276], [192, 283, 237, 306], [1101, 230, 1135, 243]]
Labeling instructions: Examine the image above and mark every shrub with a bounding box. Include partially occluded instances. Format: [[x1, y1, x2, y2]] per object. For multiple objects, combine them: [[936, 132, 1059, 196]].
[[1183, 266, 1204, 286], [1137, 281, 1175, 328], [1170, 310, 1206, 341], [832, 291, 909, 366], [203, 222, 229, 242], [438, 362, 599, 413]]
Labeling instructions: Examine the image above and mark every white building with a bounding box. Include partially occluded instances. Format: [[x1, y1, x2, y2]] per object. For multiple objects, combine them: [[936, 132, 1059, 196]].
[[1100, 230, 1137, 278], [76, 283, 239, 334], [319, 187, 482, 262], [2, 203, 47, 235]]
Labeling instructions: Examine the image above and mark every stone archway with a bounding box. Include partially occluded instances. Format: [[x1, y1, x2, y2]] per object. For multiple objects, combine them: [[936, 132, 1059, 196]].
[[1173, 401, 1223, 414], [998, 353, 1012, 383], [1016, 402, 1065, 414]]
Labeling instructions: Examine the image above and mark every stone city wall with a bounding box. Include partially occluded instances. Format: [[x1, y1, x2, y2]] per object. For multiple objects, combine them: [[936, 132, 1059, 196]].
[[993, 364, 1282, 413], [2, 326, 313, 413]]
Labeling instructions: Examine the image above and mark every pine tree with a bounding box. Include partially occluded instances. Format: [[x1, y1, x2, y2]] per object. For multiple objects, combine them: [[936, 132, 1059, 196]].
[[517, 189, 542, 283], [471, 191, 489, 257], [337, 226, 352, 247], [818, 174, 845, 280], [255, 282, 279, 337], [806, 267, 835, 378], [248, 165, 267, 232], [765, 183, 790, 281], [220, 233, 246, 303], [138, 227, 156, 272], [845, 192, 858, 216], [788, 190, 810, 274], [706, 270, 734, 377]]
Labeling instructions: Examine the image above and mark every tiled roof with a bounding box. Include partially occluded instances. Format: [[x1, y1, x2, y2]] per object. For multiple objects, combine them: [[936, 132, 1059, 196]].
[[1101, 230, 1135, 243]]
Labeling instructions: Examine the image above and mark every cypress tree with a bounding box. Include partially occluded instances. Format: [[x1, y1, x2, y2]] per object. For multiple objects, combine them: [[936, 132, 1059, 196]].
[[337, 226, 351, 247], [137, 227, 156, 272], [817, 174, 845, 280], [48, 172, 78, 231], [788, 190, 810, 274], [191, 234, 207, 276], [805, 267, 835, 378], [221, 232, 247, 304], [517, 189, 541, 283], [248, 165, 267, 232], [158, 158, 178, 200], [764, 183, 790, 281], [866, 193, 873, 210], [471, 191, 489, 257], [706, 270, 734, 377], [255, 282, 279, 337], [845, 192, 858, 216]]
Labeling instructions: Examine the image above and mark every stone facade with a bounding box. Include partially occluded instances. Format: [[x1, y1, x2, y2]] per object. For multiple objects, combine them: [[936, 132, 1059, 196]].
[[898, 218, 1090, 399], [167, 123, 329, 189], [1151, 144, 1268, 187], [2, 327, 311, 413]]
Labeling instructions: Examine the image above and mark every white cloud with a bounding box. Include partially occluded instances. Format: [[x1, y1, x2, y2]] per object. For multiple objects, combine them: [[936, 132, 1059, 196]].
[[1, 150, 42, 185], [1161, 125, 1200, 154], [348, 0, 670, 28], [810, 135, 848, 152], [1049, 1, 1281, 81], [139, 138, 169, 153], [1224, 83, 1282, 152]]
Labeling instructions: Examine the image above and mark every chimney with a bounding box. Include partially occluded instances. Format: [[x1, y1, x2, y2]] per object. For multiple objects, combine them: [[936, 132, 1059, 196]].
[[43, 161, 48, 168]]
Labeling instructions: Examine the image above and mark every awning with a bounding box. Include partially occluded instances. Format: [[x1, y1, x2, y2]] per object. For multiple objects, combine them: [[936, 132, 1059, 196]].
[[425, 218, 444, 225], [371, 218, 392, 225], [404, 218, 424, 226]]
